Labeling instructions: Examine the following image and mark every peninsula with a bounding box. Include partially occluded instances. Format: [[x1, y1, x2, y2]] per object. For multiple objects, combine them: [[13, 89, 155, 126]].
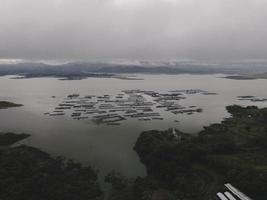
[[107, 105, 267, 200]]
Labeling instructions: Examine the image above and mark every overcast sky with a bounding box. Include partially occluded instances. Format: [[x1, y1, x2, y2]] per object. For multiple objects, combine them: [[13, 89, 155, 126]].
[[0, 0, 267, 61]]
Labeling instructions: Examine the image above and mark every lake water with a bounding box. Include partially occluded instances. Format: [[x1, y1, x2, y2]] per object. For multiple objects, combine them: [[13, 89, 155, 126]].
[[0, 74, 267, 181]]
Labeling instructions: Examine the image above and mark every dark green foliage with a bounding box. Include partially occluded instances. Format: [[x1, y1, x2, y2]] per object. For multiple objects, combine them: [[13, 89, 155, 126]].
[[248, 132, 267, 148], [105, 171, 130, 190], [0, 145, 102, 200], [228, 167, 267, 200], [131, 105, 267, 200]]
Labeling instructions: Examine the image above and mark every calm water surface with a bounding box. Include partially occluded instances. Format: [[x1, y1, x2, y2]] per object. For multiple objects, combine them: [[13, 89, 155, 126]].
[[0, 74, 267, 180]]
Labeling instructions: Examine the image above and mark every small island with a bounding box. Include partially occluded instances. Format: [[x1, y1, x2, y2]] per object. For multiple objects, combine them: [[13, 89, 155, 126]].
[[0, 101, 23, 109], [224, 73, 267, 80], [11, 72, 144, 81]]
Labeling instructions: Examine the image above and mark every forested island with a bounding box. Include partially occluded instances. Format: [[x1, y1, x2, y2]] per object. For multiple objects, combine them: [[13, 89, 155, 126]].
[[224, 72, 267, 80], [0, 101, 22, 109], [106, 105, 267, 200]]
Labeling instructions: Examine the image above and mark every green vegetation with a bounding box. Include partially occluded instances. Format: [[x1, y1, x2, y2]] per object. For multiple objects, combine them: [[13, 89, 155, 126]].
[[0, 101, 23, 109], [0, 133, 102, 200], [107, 105, 267, 200]]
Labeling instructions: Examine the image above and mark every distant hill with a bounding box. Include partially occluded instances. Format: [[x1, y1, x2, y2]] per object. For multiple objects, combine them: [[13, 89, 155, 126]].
[[0, 61, 267, 79]]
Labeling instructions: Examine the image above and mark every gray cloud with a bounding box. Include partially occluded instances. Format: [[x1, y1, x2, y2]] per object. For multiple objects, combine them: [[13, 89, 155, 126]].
[[0, 0, 267, 61]]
